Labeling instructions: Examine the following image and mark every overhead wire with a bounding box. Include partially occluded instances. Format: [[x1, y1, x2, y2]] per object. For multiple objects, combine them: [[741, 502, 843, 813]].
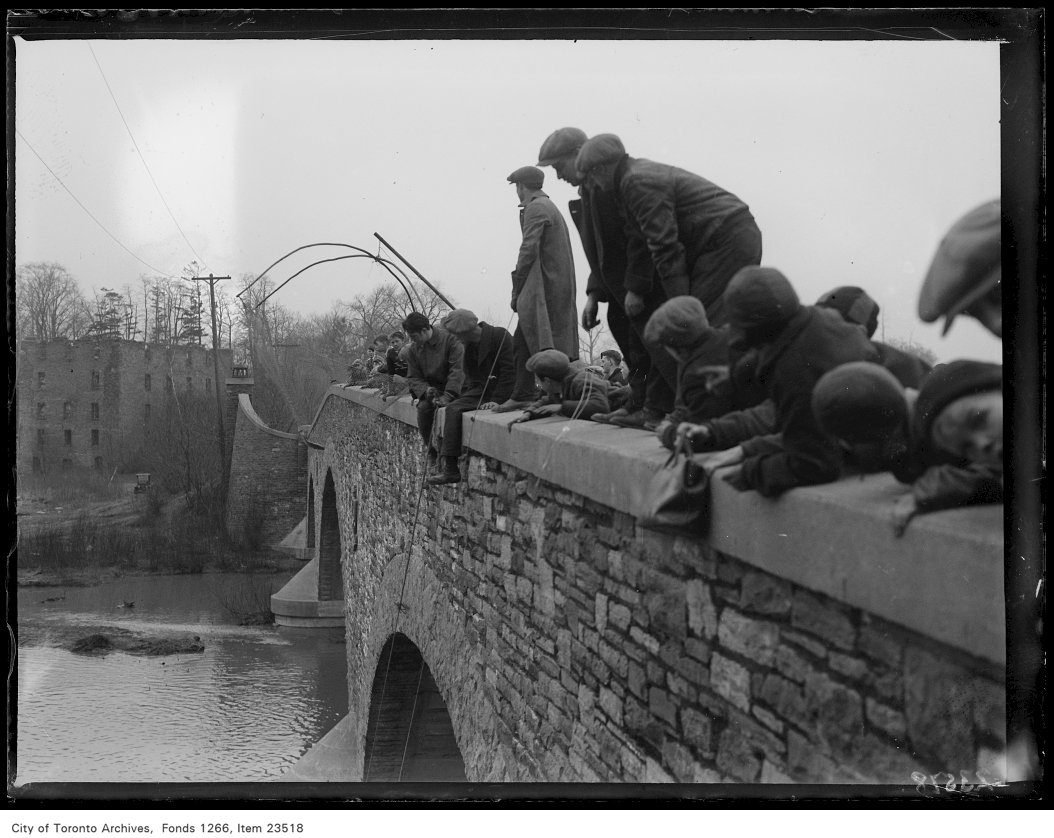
[[87, 43, 209, 273], [16, 129, 182, 280]]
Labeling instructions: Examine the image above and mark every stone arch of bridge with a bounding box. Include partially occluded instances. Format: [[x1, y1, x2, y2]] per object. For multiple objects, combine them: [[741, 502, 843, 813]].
[[363, 632, 467, 782], [317, 468, 345, 602], [345, 550, 531, 782], [306, 475, 316, 557]]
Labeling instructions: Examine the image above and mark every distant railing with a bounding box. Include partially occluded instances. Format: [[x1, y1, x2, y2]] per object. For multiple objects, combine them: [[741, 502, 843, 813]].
[[231, 365, 251, 378]]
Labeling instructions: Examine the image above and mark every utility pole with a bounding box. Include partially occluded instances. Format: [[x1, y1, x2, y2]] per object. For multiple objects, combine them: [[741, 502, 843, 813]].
[[190, 273, 232, 499]]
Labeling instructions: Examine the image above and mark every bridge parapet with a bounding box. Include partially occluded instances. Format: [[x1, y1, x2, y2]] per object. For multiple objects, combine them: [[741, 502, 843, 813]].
[[305, 384, 1006, 783]]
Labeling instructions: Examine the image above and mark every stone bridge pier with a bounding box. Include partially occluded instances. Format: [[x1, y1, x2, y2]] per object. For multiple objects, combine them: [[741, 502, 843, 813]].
[[235, 385, 1011, 786]]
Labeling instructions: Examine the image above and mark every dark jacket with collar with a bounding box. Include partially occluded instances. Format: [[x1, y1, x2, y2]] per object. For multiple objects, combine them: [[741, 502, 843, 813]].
[[406, 327, 465, 400], [527, 361, 610, 419], [613, 156, 753, 302], [737, 305, 879, 496], [570, 183, 629, 305], [667, 329, 734, 427], [461, 322, 516, 403]]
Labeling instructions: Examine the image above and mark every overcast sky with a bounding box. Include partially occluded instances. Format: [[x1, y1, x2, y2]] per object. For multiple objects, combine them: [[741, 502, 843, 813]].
[[14, 35, 1002, 363]]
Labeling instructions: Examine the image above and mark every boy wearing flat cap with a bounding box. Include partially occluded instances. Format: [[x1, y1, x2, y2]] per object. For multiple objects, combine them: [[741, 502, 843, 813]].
[[815, 286, 932, 387], [509, 349, 610, 424], [496, 166, 580, 412], [426, 309, 516, 485], [573, 133, 763, 430], [811, 359, 1003, 535], [643, 295, 734, 449], [676, 266, 879, 497], [918, 200, 1001, 338]]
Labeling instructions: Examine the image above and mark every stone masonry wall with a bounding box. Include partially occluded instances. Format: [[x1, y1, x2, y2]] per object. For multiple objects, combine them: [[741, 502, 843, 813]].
[[306, 390, 1006, 784], [226, 393, 308, 548]]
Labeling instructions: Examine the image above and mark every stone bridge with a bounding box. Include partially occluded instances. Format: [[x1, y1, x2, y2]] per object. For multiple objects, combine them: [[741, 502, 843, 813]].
[[229, 384, 1009, 785]]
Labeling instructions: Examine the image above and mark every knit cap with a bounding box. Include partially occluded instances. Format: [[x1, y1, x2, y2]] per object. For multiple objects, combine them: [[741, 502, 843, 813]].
[[644, 296, 712, 347], [811, 362, 907, 443], [912, 359, 1002, 445], [575, 134, 626, 174], [525, 349, 571, 380], [724, 267, 801, 330], [537, 127, 588, 165], [441, 308, 479, 335], [918, 200, 1001, 335], [816, 286, 880, 338]]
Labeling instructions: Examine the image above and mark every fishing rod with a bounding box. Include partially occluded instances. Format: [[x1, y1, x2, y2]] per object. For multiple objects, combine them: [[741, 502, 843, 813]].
[[251, 253, 418, 312], [239, 242, 423, 311], [373, 232, 455, 310]]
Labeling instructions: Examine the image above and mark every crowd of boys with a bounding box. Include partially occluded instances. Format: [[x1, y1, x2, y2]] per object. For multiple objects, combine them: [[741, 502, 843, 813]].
[[340, 129, 1003, 535]]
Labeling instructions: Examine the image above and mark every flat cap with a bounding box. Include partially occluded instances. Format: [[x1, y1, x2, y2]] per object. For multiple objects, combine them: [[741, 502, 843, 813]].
[[441, 308, 479, 335], [644, 295, 712, 348], [918, 200, 1001, 335], [537, 127, 588, 166], [811, 362, 907, 443], [816, 286, 880, 338], [507, 166, 545, 189], [913, 360, 1002, 446], [575, 134, 626, 174], [525, 349, 571, 380], [724, 267, 801, 330]]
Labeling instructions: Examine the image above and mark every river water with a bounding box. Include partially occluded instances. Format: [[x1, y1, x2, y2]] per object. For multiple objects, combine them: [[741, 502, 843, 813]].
[[13, 571, 349, 785]]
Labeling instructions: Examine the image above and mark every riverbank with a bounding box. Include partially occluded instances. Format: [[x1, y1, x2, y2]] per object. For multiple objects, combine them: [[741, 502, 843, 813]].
[[17, 556, 303, 588], [17, 471, 303, 587]]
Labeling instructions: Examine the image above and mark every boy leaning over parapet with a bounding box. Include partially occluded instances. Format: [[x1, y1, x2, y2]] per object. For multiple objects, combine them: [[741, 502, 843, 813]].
[[676, 266, 879, 497], [811, 359, 1003, 536], [641, 295, 735, 450], [507, 349, 610, 427]]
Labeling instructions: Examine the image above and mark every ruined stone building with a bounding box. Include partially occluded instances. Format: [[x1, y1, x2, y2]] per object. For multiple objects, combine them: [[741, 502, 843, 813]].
[[15, 337, 233, 475]]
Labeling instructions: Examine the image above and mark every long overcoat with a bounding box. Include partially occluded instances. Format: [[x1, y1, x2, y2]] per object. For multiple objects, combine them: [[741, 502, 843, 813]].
[[511, 191, 579, 359]]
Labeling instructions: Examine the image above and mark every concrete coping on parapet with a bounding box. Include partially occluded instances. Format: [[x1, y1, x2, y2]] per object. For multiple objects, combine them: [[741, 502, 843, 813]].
[[313, 385, 1007, 667]]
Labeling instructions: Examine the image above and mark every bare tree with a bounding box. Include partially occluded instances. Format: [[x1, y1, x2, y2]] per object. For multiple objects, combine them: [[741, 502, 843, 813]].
[[579, 319, 619, 365], [15, 262, 90, 340], [883, 336, 939, 367]]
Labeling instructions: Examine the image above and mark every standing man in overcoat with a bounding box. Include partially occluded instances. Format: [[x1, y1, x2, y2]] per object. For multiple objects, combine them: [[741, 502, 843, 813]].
[[493, 165, 580, 412]]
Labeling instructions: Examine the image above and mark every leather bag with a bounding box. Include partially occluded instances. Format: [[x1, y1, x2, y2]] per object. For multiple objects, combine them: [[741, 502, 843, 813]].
[[640, 438, 712, 534]]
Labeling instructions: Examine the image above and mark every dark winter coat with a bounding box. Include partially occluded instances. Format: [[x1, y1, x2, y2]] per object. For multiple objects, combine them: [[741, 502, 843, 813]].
[[614, 156, 755, 304], [873, 341, 931, 389], [461, 322, 516, 404], [737, 306, 879, 496], [405, 327, 465, 401], [571, 183, 629, 305], [385, 345, 408, 377], [666, 330, 734, 427], [704, 339, 929, 454], [527, 361, 610, 420], [511, 191, 579, 359]]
